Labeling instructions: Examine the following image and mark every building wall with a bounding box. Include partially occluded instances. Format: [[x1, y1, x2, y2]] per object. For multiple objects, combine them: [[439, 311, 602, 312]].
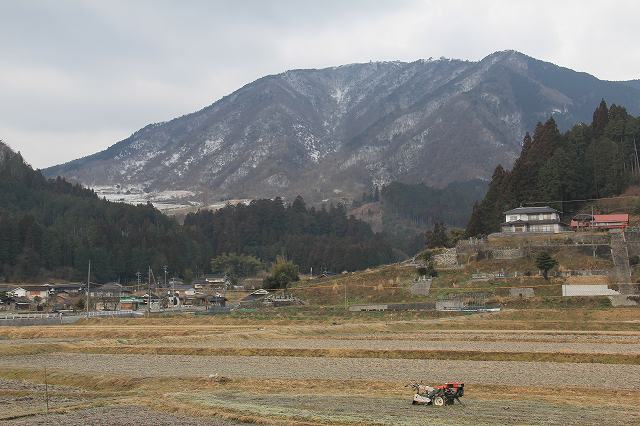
[[501, 223, 562, 234], [506, 213, 559, 222], [10, 288, 27, 298]]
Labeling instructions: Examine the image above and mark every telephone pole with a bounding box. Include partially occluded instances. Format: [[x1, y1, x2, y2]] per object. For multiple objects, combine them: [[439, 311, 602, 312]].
[[86, 260, 91, 318], [163, 265, 168, 289], [344, 281, 348, 311], [147, 266, 151, 316], [136, 271, 141, 292]]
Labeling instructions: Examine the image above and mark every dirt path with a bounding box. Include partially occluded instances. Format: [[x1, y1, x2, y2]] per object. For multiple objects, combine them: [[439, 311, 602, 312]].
[[3, 353, 640, 389]]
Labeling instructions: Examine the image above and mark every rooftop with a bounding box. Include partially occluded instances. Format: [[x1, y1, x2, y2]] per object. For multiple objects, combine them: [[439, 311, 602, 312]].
[[504, 206, 560, 215]]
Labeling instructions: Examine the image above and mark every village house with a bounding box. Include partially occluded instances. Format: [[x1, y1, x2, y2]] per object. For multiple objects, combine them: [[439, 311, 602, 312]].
[[7, 296, 34, 310], [0, 289, 12, 310], [570, 213, 629, 230], [51, 291, 75, 311], [172, 284, 197, 298], [196, 274, 233, 291], [91, 283, 127, 311], [51, 283, 84, 294], [205, 274, 227, 285], [119, 296, 145, 311], [501, 206, 567, 234], [8, 284, 55, 301], [0, 285, 27, 297]]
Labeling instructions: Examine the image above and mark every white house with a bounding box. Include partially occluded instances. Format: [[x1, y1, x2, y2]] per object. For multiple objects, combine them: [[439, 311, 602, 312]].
[[8, 287, 27, 298], [501, 206, 566, 234]]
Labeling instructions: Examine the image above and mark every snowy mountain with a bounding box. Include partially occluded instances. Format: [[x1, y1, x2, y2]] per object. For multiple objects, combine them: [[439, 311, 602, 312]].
[[44, 51, 640, 205]]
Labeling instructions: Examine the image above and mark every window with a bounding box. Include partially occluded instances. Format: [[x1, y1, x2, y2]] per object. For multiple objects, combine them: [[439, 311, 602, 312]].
[[508, 215, 518, 222]]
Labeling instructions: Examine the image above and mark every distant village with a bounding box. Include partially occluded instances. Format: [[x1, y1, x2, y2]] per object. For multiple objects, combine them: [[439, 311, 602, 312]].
[[0, 272, 305, 316]]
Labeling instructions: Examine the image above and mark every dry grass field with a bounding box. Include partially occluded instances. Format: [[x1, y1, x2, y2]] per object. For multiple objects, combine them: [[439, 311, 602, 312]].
[[1, 307, 640, 425]]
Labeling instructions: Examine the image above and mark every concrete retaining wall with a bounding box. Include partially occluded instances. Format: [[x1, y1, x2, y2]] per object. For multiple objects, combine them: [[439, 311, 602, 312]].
[[562, 284, 620, 296]]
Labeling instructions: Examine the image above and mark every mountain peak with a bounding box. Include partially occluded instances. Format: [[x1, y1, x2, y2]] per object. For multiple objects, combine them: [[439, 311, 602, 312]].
[[43, 52, 640, 207]]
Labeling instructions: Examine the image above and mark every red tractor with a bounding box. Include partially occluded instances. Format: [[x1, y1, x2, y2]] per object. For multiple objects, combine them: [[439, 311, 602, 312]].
[[408, 382, 464, 406]]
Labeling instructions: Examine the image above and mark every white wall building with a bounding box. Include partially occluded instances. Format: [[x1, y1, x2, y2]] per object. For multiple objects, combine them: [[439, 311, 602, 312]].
[[501, 206, 566, 234]]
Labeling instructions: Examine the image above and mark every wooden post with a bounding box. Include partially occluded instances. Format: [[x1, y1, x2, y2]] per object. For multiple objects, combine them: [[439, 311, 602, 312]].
[[44, 366, 49, 418]]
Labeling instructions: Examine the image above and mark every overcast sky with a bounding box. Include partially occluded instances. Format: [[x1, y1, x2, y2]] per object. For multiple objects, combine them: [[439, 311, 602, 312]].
[[1, 0, 639, 169]]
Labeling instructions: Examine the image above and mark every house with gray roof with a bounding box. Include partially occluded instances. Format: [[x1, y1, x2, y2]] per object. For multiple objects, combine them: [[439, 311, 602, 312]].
[[501, 206, 568, 234]]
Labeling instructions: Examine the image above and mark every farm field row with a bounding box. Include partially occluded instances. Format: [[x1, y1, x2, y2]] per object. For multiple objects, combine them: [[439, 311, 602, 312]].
[[2, 352, 640, 389], [1, 308, 639, 424]]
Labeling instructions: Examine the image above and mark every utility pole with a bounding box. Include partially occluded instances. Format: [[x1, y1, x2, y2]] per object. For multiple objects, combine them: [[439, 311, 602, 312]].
[[147, 266, 151, 316], [136, 271, 141, 292], [344, 281, 347, 311], [163, 265, 168, 289], [634, 137, 640, 177], [44, 366, 49, 418], [86, 260, 91, 318]]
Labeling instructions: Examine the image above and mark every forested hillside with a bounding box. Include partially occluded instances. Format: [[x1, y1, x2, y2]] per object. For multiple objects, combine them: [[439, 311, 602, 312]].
[[378, 180, 487, 253], [0, 141, 393, 282], [0, 141, 200, 282], [466, 101, 640, 236], [184, 197, 395, 274]]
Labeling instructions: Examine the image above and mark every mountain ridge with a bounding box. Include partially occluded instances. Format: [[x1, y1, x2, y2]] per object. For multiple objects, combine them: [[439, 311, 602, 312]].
[[44, 51, 640, 205]]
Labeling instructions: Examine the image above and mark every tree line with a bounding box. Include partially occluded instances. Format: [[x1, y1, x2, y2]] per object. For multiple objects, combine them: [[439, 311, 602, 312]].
[[183, 196, 395, 275], [0, 142, 395, 282], [466, 101, 640, 236]]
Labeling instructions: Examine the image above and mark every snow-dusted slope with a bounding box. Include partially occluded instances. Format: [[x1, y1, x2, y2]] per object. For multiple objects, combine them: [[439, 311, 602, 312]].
[[44, 51, 640, 203]]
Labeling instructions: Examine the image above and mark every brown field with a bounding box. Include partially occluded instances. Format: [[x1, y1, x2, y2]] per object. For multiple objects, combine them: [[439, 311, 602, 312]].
[[1, 307, 640, 425]]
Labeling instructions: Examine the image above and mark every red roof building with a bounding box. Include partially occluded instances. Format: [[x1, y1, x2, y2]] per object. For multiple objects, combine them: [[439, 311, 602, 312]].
[[570, 214, 629, 230]]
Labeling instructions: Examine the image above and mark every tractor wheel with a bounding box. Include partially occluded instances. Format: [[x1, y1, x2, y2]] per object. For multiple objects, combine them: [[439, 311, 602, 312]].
[[433, 396, 445, 406]]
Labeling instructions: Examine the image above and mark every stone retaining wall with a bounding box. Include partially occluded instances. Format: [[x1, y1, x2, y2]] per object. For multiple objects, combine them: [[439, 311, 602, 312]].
[[433, 248, 458, 267], [491, 248, 524, 259]]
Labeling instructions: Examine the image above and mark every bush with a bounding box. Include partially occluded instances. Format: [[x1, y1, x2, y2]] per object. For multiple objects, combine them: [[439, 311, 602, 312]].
[[262, 256, 299, 290], [425, 262, 438, 277]]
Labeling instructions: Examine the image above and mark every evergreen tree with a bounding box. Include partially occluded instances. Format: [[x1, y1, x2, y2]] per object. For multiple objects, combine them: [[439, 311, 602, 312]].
[[592, 99, 609, 136], [535, 251, 557, 280], [425, 222, 449, 248]]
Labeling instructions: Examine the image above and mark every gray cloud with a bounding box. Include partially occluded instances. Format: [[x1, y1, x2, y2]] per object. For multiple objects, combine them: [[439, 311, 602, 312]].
[[1, 0, 639, 168]]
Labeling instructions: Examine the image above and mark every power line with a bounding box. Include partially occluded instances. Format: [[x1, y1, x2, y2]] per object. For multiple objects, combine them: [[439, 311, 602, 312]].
[[525, 193, 640, 206]]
